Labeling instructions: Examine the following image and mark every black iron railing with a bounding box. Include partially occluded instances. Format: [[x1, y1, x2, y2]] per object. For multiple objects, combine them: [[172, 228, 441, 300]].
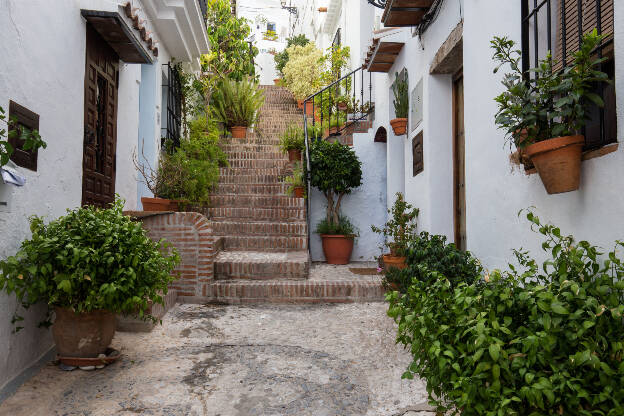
[[198, 0, 208, 20], [521, 0, 616, 150], [161, 63, 182, 150]]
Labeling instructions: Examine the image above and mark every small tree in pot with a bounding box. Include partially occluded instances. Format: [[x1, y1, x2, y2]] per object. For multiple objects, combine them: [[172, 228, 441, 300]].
[[371, 192, 419, 271], [0, 199, 179, 362], [309, 139, 362, 264], [492, 29, 610, 194], [211, 78, 265, 139], [390, 72, 409, 135]]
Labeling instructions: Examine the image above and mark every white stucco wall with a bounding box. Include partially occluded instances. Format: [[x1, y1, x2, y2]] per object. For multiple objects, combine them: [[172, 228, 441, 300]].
[[309, 132, 387, 262]]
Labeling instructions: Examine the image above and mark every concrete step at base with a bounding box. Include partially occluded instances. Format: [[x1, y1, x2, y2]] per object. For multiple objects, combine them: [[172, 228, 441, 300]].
[[221, 235, 307, 251], [215, 251, 309, 280], [200, 279, 385, 304]]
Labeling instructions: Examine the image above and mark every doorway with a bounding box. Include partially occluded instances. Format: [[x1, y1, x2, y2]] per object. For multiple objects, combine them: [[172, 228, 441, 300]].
[[453, 73, 466, 251], [82, 24, 119, 207]]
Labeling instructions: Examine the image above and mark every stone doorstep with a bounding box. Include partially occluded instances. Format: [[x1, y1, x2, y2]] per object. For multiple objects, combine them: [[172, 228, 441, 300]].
[[115, 289, 178, 333]]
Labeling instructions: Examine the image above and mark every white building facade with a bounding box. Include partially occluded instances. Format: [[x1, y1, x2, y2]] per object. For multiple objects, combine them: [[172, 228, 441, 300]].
[[0, 0, 208, 397], [294, 0, 624, 268]]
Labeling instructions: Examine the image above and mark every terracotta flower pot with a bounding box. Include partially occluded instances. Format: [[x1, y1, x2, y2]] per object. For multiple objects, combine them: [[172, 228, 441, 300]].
[[53, 307, 116, 358], [288, 149, 302, 162], [390, 118, 408, 135], [274, 78, 280, 85], [525, 135, 584, 194], [297, 100, 304, 109], [293, 186, 305, 198], [320, 234, 354, 265], [141, 196, 179, 212], [318, 6, 328, 12], [337, 102, 348, 112], [383, 254, 407, 270], [230, 126, 247, 139]]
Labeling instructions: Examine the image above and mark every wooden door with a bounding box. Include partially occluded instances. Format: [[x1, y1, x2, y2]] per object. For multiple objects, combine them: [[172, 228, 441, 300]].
[[82, 24, 119, 207], [453, 74, 466, 251]]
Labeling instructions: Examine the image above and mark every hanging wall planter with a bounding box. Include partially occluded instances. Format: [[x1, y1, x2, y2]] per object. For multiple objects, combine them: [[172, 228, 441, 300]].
[[524, 135, 584, 194], [230, 126, 248, 139], [390, 118, 408, 135]]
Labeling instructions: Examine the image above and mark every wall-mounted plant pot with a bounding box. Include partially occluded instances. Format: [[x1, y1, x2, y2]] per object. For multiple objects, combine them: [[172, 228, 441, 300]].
[[293, 186, 305, 198], [52, 307, 116, 358], [288, 149, 302, 162], [318, 6, 328, 12], [274, 78, 280, 85], [231, 126, 248, 139], [390, 118, 408, 135], [141, 196, 179, 211], [382, 254, 407, 271], [525, 135, 584, 194], [320, 234, 354, 264]]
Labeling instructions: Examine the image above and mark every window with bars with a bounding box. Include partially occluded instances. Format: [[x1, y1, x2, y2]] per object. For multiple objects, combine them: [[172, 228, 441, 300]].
[[521, 0, 616, 150], [161, 63, 182, 150]]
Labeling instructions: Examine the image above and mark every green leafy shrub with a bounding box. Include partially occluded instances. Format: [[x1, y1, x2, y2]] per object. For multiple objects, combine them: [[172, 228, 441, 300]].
[[211, 78, 265, 127], [309, 139, 362, 230], [283, 43, 324, 100], [274, 34, 309, 76], [371, 192, 419, 257], [279, 124, 304, 153], [388, 211, 624, 415], [392, 72, 409, 119], [0, 199, 180, 330], [0, 106, 47, 167]]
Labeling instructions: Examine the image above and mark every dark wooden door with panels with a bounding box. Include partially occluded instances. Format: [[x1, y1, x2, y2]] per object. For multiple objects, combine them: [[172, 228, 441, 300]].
[[82, 24, 119, 207]]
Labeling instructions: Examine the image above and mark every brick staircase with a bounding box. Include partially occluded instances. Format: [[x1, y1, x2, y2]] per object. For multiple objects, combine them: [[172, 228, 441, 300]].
[[211, 85, 310, 281]]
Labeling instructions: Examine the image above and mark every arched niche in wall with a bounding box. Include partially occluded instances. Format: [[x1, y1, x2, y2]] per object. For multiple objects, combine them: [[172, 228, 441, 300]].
[[374, 126, 387, 143]]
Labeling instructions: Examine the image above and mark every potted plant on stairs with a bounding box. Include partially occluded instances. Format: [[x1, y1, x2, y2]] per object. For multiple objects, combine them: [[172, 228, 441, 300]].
[[285, 161, 305, 198], [279, 123, 304, 162], [0, 199, 179, 364], [492, 30, 610, 194], [309, 139, 362, 264], [390, 72, 409, 135], [212, 78, 265, 139], [371, 192, 419, 270]]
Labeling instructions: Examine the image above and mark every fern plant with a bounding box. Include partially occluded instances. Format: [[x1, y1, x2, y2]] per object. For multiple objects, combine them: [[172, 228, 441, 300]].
[[392, 72, 409, 119], [279, 124, 304, 152], [211, 78, 265, 127]]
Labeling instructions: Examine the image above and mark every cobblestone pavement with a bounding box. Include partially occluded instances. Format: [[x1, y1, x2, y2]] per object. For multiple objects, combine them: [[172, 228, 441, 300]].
[[0, 303, 434, 416], [310, 262, 383, 282]]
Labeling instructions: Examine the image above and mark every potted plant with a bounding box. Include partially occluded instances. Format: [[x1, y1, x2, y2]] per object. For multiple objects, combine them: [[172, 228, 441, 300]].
[[285, 162, 305, 198], [309, 139, 362, 264], [390, 72, 408, 135], [0, 199, 179, 362], [279, 123, 304, 162], [336, 95, 349, 112], [492, 30, 610, 193], [371, 192, 419, 270], [283, 43, 323, 112], [135, 117, 228, 211], [212, 78, 265, 139]]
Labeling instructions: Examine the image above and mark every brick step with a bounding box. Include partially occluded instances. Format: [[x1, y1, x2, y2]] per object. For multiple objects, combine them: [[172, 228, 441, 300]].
[[213, 183, 288, 195], [227, 138, 283, 146], [207, 206, 305, 221], [215, 251, 309, 280], [219, 166, 286, 176], [226, 158, 289, 169], [221, 235, 307, 251], [210, 195, 305, 209], [221, 144, 282, 153], [225, 151, 287, 160], [217, 174, 284, 184], [211, 220, 307, 236], [202, 279, 385, 304]]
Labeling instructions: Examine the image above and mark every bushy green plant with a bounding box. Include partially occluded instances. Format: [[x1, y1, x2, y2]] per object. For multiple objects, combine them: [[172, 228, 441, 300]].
[[371, 192, 419, 257], [493, 29, 610, 149], [0, 199, 180, 330], [388, 211, 624, 415], [309, 139, 362, 228], [211, 78, 265, 128], [283, 43, 324, 100], [279, 124, 304, 153], [392, 72, 409, 119], [0, 106, 47, 167], [274, 34, 310, 76], [315, 216, 358, 237], [285, 162, 304, 196]]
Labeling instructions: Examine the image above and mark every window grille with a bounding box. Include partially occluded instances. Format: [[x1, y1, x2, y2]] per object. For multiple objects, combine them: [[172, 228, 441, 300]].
[[521, 0, 616, 150], [161, 63, 182, 150]]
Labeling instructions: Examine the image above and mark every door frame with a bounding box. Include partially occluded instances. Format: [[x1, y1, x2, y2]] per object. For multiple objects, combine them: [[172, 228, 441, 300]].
[[452, 70, 466, 250]]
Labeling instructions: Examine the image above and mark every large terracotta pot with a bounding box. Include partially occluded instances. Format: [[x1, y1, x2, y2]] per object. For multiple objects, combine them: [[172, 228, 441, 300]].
[[288, 149, 302, 162], [231, 126, 247, 139], [293, 186, 305, 198], [320, 234, 354, 265], [141, 196, 178, 211], [390, 118, 408, 135], [53, 307, 116, 358], [525, 135, 584, 194], [383, 254, 407, 270]]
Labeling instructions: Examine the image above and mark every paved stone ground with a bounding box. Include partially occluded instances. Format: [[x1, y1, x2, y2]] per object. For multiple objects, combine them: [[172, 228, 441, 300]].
[[0, 303, 434, 416], [310, 262, 382, 282]]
